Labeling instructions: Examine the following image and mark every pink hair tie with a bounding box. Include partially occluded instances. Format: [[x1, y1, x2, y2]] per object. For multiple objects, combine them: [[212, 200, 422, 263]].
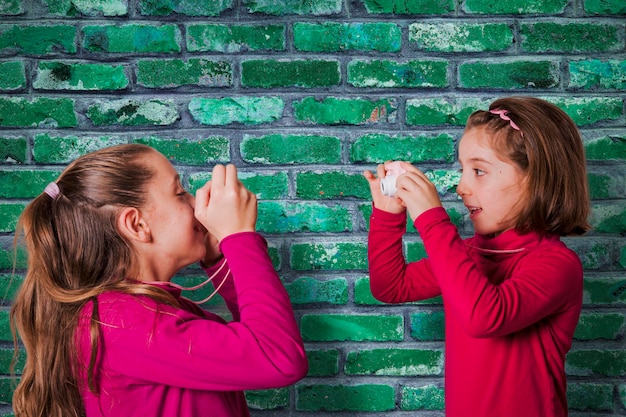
[[490, 109, 522, 135], [44, 182, 60, 199]]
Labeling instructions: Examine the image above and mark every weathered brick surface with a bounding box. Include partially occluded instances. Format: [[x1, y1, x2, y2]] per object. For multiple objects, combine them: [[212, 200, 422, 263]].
[[1, 0, 625, 416]]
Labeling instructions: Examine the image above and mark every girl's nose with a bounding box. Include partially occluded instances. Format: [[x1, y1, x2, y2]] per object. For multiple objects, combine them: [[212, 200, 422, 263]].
[[456, 175, 469, 197]]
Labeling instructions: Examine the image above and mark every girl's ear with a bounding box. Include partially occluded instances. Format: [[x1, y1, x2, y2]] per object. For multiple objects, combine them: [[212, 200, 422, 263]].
[[117, 207, 152, 243]]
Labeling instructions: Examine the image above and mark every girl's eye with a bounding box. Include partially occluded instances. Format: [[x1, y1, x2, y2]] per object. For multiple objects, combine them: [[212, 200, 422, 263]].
[[474, 169, 485, 176]]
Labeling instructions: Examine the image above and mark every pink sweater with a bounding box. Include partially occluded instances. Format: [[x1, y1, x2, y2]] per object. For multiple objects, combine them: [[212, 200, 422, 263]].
[[369, 207, 582, 417], [77, 232, 308, 417]]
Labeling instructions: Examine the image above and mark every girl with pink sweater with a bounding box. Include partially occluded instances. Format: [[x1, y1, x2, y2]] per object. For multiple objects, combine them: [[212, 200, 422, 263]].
[[11, 144, 308, 417]]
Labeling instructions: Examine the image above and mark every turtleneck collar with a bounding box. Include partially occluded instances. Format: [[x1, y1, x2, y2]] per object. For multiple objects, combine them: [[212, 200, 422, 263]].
[[468, 228, 556, 255]]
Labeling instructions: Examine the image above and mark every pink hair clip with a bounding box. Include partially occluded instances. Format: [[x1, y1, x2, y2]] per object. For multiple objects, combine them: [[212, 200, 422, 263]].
[[490, 109, 522, 134], [44, 182, 60, 199]]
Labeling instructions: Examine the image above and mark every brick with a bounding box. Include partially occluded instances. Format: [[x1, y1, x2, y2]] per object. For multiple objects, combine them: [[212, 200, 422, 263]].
[[345, 348, 443, 375], [244, 0, 341, 15], [409, 23, 512, 52], [566, 349, 626, 376], [0, 247, 26, 270], [33, 134, 126, 164], [34, 61, 128, 90], [567, 383, 614, 411], [584, 0, 626, 14], [139, 0, 231, 16], [0, 312, 10, 342], [347, 59, 448, 88], [296, 171, 370, 199], [0, 204, 26, 232], [0, 274, 23, 303], [583, 276, 626, 305], [577, 242, 612, 270], [186, 24, 284, 52], [547, 96, 623, 126], [305, 349, 339, 376], [0, 170, 60, 198], [585, 135, 626, 160], [133, 136, 230, 165], [82, 24, 181, 53], [362, 0, 454, 14], [241, 134, 341, 164], [293, 97, 397, 125], [189, 97, 283, 125], [45, 0, 127, 16], [284, 277, 348, 305], [297, 384, 395, 412], [241, 59, 340, 88], [0, 97, 76, 128], [257, 201, 352, 233], [290, 242, 367, 271], [354, 277, 385, 305], [0, 377, 18, 404], [293, 22, 401, 53], [0, 24, 76, 54], [0, 0, 22, 14], [464, 0, 567, 14], [0, 347, 24, 374], [86, 99, 179, 126], [301, 314, 403, 341], [401, 385, 445, 410], [587, 172, 625, 199], [591, 203, 626, 234], [244, 389, 288, 410], [406, 97, 490, 126], [521, 23, 623, 53], [569, 59, 626, 90], [350, 133, 455, 164], [458, 60, 559, 89], [0, 136, 27, 164], [410, 310, 445, 341], [136, 59, 232, 88], [574, 312, 625, 340], [0, 61, 25, 90], [188, 172, 288, 201]]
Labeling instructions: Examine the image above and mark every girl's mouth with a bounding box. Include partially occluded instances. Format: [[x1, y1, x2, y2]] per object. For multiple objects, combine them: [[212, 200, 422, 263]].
[[467, 206, 482, 217]]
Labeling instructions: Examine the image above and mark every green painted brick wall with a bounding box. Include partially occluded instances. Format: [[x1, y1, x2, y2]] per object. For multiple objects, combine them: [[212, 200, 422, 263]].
[[0, 0, 625, 416]]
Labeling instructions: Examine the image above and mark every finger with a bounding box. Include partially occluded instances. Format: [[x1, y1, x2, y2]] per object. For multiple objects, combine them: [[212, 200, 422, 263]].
[[211, 164, 226, 187], [376, 163, 386, 178], [195, 181, 211, 211], [225, 164, 238, 188]]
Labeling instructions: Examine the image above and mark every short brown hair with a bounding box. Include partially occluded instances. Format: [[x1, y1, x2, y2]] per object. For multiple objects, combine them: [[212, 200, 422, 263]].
[[465, 96, 591, 236]]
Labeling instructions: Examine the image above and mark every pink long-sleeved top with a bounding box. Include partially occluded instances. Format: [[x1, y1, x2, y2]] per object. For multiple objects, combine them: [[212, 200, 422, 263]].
[[77, 232, 308, 417], [369, 206, 583, 417]]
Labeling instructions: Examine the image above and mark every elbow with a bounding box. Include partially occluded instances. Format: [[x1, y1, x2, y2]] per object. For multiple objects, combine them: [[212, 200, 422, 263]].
[[290, 353, 309, 383], [273, 348, 309, 386], [461, 316, 504, 339], [370, 285, 398, 304]]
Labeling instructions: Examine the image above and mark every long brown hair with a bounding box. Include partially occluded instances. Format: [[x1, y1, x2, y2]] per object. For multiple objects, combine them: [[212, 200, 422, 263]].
[[465, 96, 591, 236], [11, 144, 179, 417]]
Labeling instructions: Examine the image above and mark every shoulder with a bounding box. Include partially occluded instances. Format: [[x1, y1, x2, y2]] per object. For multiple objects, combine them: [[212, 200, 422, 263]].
[[93, 290, 194, 328], [517, 236, 583, 289]]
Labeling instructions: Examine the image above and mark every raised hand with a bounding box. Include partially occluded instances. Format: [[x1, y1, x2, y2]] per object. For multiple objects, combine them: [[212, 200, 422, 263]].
[[363, 162, 406, 214], [195, 164, 258, 242], [394, 162, 443, 221]]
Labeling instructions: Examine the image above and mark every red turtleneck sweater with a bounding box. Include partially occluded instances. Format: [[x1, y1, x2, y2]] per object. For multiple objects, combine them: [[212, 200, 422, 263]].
[[369, 206, 582, 417]]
